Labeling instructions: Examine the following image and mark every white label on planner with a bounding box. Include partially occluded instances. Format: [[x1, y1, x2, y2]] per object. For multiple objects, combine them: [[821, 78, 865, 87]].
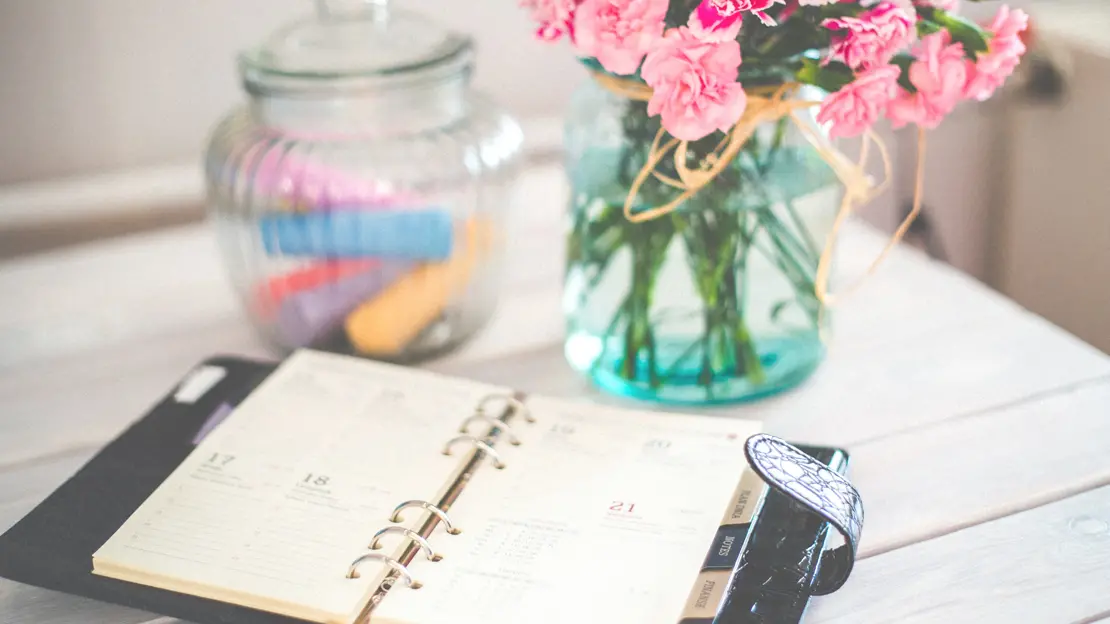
[[174, 365, 227, 404]]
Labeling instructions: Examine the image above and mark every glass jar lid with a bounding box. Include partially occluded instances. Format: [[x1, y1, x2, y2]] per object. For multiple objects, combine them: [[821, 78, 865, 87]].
[[240, 0, 474, 94]]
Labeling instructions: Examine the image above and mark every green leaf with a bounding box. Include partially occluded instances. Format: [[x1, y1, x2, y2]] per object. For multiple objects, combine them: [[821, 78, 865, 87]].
[[916, 19, 943, 38], [796, 58, 855, 93], [664, 0, 700, 29], [770, 300, 793, 323], [917, 7, 991, 57], [891, 53, 917, 93], [817, 3, 864, 19], [764, 29, 832, 59]]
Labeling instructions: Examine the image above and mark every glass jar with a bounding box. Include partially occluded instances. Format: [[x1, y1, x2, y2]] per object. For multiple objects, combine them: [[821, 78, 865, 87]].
[[206, 0, 523, 363], [563, 78, 840, 405]]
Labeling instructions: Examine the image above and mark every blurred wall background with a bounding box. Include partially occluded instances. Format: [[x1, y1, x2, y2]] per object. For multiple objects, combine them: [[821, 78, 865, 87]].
[[0, 0, 584, 185], [0, 0, 1037, 186], [0, 0, 1106, 352]]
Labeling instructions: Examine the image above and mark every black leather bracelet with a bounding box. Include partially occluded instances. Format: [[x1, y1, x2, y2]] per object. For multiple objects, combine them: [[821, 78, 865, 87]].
[[743, 434, 865, 596]]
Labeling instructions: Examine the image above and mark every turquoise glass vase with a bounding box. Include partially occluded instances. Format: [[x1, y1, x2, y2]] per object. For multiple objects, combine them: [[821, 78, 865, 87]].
[[562, 79, 840, 406]]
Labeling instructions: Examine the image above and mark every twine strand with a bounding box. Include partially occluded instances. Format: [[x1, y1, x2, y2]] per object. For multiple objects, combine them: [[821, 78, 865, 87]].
[[590, 72, 927, 310]]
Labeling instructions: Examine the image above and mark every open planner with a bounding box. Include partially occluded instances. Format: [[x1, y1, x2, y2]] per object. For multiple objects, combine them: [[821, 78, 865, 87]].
[[88, 350, 768, 624]]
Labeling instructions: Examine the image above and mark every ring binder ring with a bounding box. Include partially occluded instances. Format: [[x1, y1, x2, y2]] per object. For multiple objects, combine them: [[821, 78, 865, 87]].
[[477, 394, 534, 424], [390, 500, 462, 535], [442, 435, 506, 469], [459, 414, 521, 445], [370, 526, 442, 562], [346, 553, 421, 589]]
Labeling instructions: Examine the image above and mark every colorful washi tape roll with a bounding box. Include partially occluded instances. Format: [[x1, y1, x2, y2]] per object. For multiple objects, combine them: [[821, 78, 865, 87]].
[[259, 210, 455, 260], [343, 220, 491, 356], [222, 149, 420, 211], [254, 260, 380, 316], [233, 150, 503, 358], [275, 262, 414, 348]]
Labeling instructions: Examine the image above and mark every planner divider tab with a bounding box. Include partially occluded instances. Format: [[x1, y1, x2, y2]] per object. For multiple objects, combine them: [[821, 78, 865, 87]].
[[347, 391, 532, 624], [678, 468, 769, 624]]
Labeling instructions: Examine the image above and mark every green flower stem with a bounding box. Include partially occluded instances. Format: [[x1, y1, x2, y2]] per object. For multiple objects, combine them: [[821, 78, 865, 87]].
[[757, 117, 789, 177], [612, 218, 675, 385], [566, 89, 834, 399], [738, 217, 821, 324], [732, 321, 766, 385], [676, 205, 766, 389], [737, 158, 822, 271], [661, 331, 705, 380], [591, 299, 629, 376], [736, 214, 764, 314], [698, 307, 716, 391], [678, 212, 720, 389], [756, 206, 819, 279], [734, 214, 766, 383], [753, 234, 821, 321], [621, 232, 651, 382], [724, 261, 767, 385], [782, 197, 823, 260]]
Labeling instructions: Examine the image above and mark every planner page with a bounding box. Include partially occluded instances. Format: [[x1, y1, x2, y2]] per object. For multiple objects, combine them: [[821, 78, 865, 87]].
[[93, 350, 512, 624], [373, 395, 761, 624]]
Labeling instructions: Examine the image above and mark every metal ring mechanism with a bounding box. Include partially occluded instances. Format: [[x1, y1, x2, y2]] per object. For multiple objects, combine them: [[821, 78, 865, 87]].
[[346, 553, 421, 589], [477, 394, 534, 424], [389, 500, 461, 535], [370, 526, 442, 562], [459, 413, 521, 445], [442, 435, 506, 469]]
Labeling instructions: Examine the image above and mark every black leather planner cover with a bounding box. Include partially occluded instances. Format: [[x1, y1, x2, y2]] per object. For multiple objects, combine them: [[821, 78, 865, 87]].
[[0, 356, 310, 624], [713, 445, 851, 624]]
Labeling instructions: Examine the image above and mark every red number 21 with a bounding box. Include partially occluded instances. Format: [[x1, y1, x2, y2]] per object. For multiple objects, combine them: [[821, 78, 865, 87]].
[[609, 501, 637, 513]]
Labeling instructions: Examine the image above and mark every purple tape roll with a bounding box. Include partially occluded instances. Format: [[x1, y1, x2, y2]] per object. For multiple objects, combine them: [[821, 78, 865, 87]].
[[276, 262, 413, 347], [193, 403, 234, 445]]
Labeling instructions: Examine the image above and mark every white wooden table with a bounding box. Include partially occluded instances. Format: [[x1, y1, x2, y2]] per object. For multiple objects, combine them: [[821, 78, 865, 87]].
[[2, 165, 1110, 624]]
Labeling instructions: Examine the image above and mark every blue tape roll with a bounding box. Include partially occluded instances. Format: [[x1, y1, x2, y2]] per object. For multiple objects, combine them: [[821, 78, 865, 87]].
[[259, 210, 454, 260]]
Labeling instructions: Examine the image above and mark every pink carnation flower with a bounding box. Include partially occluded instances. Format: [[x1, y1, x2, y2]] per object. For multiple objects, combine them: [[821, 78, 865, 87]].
[[641, 27, 747, 141], [521, 0, 582, 42], [816, 65, 901, 138], [824, 2, 915, 70], [887, 32, 969, 129], [798, 0, 838, 5], [689, 0, 785, 37], [964, 5, 1029, 101], [575, 0, 670, 75]]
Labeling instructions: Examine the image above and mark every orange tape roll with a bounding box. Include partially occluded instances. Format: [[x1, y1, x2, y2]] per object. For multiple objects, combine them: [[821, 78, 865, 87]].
[[343, 219, 492, 356]]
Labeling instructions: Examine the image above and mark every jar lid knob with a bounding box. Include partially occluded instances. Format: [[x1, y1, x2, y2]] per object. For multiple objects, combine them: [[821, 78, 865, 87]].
[[240, 0, 472, 93], [315, 0, 388, 20]]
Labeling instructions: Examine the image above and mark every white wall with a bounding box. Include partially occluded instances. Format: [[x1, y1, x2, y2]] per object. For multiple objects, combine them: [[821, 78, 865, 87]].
[[0, 0, 584, 185], [0, 0, 1042, 187], [1000, 40, 1110, 354]]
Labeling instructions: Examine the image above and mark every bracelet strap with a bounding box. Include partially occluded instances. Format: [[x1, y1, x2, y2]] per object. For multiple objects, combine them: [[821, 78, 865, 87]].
[[744, 434, 865, 596]]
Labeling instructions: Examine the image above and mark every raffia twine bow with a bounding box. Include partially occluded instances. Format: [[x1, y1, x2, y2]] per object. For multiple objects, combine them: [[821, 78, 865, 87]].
[[591, 71, 928, 309]]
